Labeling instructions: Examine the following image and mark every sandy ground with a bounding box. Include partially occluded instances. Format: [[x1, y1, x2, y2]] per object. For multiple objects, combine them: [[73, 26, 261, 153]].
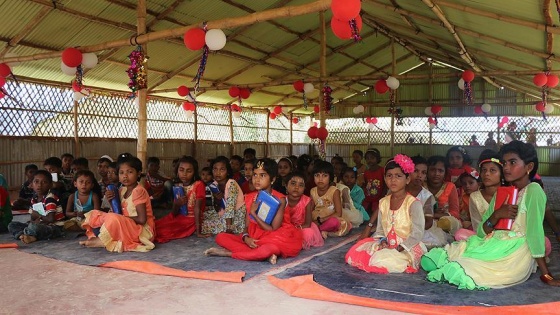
[[0, 247, 407, 315]]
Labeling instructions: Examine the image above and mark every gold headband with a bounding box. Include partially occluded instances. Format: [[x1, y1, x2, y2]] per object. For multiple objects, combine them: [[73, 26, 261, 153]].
[[256, 161, 265, 170], [478, 158, 503, 168]]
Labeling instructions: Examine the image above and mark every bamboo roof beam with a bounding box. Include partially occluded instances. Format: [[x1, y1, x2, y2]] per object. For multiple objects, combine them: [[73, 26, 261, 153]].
[[1, 0, 332, 64], [145, 0, 186, 29], [367, 0, 560, 63], [421, 0, 501, 88], [436, 0, 560, 35], [104, 0, 186, 27], [0, 6, 52, 58], [544, 0, 554, 70], [338, 100, 555, 108]]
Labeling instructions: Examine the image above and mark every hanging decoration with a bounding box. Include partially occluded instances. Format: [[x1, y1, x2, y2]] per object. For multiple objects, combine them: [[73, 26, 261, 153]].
[[424, 105, 442, 126], [386, 76, 403, 126], [461, 70, 475, 106], [231, 103, 242, 118], [428, 116, 437, 130], [352, 104, 365, 115], [331, 16, 363, 41], [293, 80, 309, 109], [127, 45, 147, 95], [61, 47, 82, 68], [498, 116, 510, 129], [193, 42, 209, 93], [292, 117, 300, 124], [374, 79, 389, 94], [330, 0, 362, 42], [322, 84, 333, 114], [228, 86, 250, 107], [365, 117, 383, 131], [313, 105, 320, 114], [533, 72, 559, 120], [182, 101, 196, 119]]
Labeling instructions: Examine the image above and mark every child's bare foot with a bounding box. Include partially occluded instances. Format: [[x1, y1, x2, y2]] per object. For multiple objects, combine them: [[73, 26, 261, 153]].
[[268, 254, 277, 265], [204, 247, 231, 257], [321, 231, 328, 240], [20, 234, 37, 244], [79, 237, 105, 248]]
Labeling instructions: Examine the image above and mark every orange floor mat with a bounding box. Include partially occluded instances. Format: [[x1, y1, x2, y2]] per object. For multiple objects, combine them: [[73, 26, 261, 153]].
[[0, 243, 18, 249], [100, 260, 245, 283], [268, 274, 559, 315]]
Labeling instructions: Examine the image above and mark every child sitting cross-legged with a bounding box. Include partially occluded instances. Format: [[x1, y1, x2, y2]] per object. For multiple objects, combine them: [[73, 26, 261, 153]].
[[8, 170, 65, 243], [64, 170, 101, 231]]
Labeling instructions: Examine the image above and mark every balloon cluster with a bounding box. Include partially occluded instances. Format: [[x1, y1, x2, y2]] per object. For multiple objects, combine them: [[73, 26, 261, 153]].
[[184, 27, 227, 92], [293, 80, 314, 109], [352, 104, 365, 114], [61, 47, 98, 98], [498, 116, 509, 129], [458, 70, 475, 105], [270, 105, 283, 120], [229, 86, 251, 108], [365, 117, 381, 130], [330, 0, 362, 42], [384, 76, 402, 125], [427, 116, 437, 130], [424, 105, 442, 129], [231, 103, 242, 118], [182, 101, 196, 119], [126, 46, 147, 94], [533, 72, 558, 119], [307, 125, 328, 140], [0, 62, 13, 99]]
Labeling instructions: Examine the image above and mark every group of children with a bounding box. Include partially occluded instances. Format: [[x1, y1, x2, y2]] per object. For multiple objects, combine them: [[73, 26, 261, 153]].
[[2, 143, 559, 289]]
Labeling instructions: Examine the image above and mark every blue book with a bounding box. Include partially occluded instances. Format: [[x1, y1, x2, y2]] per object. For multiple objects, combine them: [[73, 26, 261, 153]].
[[208, 183, 226, 210], [106, 184, 122, 214], [173, 186, 187, 215], [255, 190, 281, 225]]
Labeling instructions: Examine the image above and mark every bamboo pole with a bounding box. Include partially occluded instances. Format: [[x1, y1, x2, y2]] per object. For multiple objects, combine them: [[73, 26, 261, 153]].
[[136, 0, 148, 166], [266, 109, 270, 157], [319, 11, 327, 158], [389, 38, 396, 156], [229, 105, 234, 157], [193, 106, 198, 159], [0, 6, 52, 58], [289, 112, 294, 156], [1, 0, 331, 64], [428, 63, 433, 147], [544, 0, 553, 70], [73, 100, 80, 157]]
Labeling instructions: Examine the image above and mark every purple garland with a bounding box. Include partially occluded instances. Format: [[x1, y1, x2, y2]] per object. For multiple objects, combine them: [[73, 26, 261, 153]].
[[127, 46, 147, 94], [193, 45, 208, 93], [464, 81, 473, 106], [387, 90, 404, 125], [75, 65, 83, 91], [322, 84, 333, 113], [349, 18, 362, 42]]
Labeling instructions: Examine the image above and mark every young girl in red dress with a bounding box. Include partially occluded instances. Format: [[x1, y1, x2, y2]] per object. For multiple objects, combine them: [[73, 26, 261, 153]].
[[205, 158, 303, 264], [154, 156, 209, 243], [445, 146, 474, 187], [362, 148, 386, 222]]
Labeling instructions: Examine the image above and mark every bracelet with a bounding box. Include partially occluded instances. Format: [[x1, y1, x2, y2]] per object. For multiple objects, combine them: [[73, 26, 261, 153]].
[[541, 274, 554, 284], [241, 233, 249, 241], [485, 219, 494, 229]]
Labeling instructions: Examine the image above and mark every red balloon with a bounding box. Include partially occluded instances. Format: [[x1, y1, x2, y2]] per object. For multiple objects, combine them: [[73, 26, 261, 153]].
[[229, 86, 240, 97], [239, 88, 251, 99], [536, 101, 546, 112], [331, 0, 361, 21], [62, 47, 82, 67], [0, 91, 4, 99], [177, 85, 189, 97], [474, 105, 483, 114], [428, 117, 435, 124], [365, 117, 372, 124], [371, 117, 378, 124], [313, 105, 320, 113], [307, 126, 318, 139], [533, 73, 548, 87], [293, 80, 304, 92], [292, 117, 299, 124], [317, 127, 329, 140], [231, 104, 241, 112], [461, 70, 475, 83], [269, 112, 277, 120], [0, 77, 5, 88], [72, 80, 82, 92], [0, 63, 11, 77], [431, 105, 442, 115], [331, 15, 362, 40], [182, 102, 195, 111], [498, 122, 505, 129], [546, 75, 559, 88], [183, 28, 206, 51], [374, 80, 389, 94], [273, 105, 283, 114]]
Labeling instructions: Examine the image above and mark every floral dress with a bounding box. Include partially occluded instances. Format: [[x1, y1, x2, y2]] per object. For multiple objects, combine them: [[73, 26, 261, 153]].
[[201, 179, 246, 234]]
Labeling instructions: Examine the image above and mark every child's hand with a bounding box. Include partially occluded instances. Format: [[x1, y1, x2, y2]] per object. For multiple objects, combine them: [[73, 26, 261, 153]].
[[250, 201, 260, 217], [174, 196, 188, 207], [493, 204, 518, 220], [244, 236, 258, 248], [105, 190, 115, 201], [213, 191, 224, 201], [548, 279, 560, 287]]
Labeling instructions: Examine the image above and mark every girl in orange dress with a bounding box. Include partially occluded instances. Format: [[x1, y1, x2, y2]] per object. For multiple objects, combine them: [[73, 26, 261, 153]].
[[155, 156, 208, 243], [80, 156, 155, 253], [205, 158, 303, 264]]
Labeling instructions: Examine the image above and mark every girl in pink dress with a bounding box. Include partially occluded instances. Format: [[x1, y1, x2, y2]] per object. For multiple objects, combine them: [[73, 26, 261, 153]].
[[284, 171, 324, 249]]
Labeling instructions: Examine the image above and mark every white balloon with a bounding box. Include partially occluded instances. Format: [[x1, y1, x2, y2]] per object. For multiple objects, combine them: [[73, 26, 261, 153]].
[[356, 104, 364, 113], [134, 97, 140, 106], [544, 104, 554, 114], [278, 102, 285, 106], [352, 107, 359, 114], [4, 52, 20, 67], [481, 103, 492, 113], [429, 123, 436, 130], [61, 61, 77, 76], [205, 29, 227, 51], [424, 107, 432, 116], [368, 123, 376, 130], [185, 110, 194, 119], [303, 83, 315, 93], [73, 91, 85, 101], [232, 111, 242, 118], [458, 78, 465, 90], [81, 53, 98, 68], [386, 76, 400, 89]]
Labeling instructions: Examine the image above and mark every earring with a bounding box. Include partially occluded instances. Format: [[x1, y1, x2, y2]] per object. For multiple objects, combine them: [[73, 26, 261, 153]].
[[527, 171, 530, 175]]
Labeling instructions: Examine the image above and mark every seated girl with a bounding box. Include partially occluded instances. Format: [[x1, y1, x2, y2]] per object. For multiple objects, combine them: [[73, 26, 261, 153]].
[[346, 154, 426, 273], [341, 167, 370, 223], [64, 170, 101, 231], [8, 170, 64, 243], [284, 171, 324, 249], [155, 156, 208, 243], [469, 153, 502, 231], [426, 156, 461, 240], [272, 157, 292, 195], [79, 156, 155, 253], [201, 156, 246, 235], [453, 170, 481, 240], [205, 158, 303, 264], [310, 161, 351, 238], [422, 141, 560, 289]]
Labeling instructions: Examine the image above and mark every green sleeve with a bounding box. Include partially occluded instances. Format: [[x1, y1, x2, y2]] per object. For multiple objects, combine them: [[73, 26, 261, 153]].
[[477, 195, 496, 237], [524, 183, 547, 258]]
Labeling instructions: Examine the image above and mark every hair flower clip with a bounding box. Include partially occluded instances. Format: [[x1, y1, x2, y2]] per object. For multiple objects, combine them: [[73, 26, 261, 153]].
[[470, 169, 479, 179], [393, 154, 415, 174]]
